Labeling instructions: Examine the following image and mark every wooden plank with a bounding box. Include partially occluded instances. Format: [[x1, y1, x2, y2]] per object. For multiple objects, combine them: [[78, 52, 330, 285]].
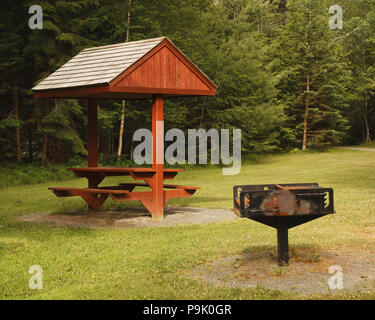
[[34, 86, 215, 99], [69, 167, 183, 180], [35, 79, 110, 90], [48, 187, 130, 195], [70, 47, 158, 63], [165, 48, 170, 89], [87, 98, 98, 169], [134, 63, 140, 87], [182, 59, 188, 89], [153, 50, 159, 88], [41, 67, 126, 80], [61, 55, 142, 69], [39, 75, 115, 86], [152, 95, 164, 221], [119, 182, 200, 190], [170, 49, 176, 89], [160, 48, 168, 88], [144, 54, 150, 88], [175, 55, 181, 88]]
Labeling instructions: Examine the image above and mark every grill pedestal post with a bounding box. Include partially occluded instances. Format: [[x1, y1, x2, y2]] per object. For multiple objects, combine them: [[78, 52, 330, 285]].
[[277, 225, 289, 265]]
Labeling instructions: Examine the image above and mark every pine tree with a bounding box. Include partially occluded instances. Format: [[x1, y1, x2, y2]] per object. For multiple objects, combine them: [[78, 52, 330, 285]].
[[0, 1, 30, 161], [24, 0, 106, 165], [269, 0, 350, 149], [338, 0, 375, 143], [184, 0, 287, 152]]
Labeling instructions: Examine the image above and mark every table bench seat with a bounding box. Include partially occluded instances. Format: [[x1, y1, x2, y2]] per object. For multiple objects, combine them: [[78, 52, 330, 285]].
[[49, 167, 198, 215], [49, 182, 199, 212], [119, 182, 200, 191], [49, 186, 130, 197], [69, 167, 183, 185]]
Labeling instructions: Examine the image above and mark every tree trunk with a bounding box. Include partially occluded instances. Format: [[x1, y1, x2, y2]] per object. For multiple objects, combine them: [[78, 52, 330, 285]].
[[28, 127, 33, 161], [14, 86, 21, 161], [117, 0, 132, 163], [200, 97, 206, 127], [125, 0, 131, 42], [302, 8, 312, 151], [102, 134, 110, 161], [42, 133, 48, 167], [117, 100, 126, 162], [130, 133, 134, 161], [302, 73, 310, 151], [363, 100, 371, 143]]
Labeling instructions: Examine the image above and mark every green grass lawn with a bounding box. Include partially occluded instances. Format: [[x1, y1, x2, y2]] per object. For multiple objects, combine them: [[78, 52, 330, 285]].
[[1, 148, 375, 300]]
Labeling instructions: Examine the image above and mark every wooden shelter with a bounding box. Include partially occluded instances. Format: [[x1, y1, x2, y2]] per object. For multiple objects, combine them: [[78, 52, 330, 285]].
[[32, 37, 217, 221]]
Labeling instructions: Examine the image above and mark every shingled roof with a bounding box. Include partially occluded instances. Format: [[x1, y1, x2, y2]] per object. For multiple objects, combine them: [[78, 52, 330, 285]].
[[33, 37, 166, 91], [32, 37, 217, 100]]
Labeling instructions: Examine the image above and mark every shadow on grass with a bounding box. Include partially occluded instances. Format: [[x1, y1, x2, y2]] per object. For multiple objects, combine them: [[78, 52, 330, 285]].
[[0, 217, 100, 243], [49, 206, 202, 219], [167, 196, 233, 205], [241, 243, 323, 264]]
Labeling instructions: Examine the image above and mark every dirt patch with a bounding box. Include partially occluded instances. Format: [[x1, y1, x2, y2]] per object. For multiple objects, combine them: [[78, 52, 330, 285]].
[[188, 246, 375, 294], [19, 207, 238, 229], [353, 227, 375, 241]]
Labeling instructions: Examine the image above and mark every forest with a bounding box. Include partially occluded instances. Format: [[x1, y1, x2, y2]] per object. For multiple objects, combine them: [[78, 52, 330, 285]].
[[1, 0, 374, 165]]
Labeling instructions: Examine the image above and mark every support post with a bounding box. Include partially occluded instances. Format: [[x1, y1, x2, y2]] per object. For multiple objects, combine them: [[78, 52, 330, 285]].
[[277, 225, 289, 265], [151, 95, 164, 221], [88, 98, 98, 188]]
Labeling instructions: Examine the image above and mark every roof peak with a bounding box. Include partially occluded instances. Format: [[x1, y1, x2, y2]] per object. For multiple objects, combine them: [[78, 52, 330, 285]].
[[81, 37, 168, 52]]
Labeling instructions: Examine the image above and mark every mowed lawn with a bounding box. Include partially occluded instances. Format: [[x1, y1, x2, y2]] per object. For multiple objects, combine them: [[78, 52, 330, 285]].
[[0, 148, 375, 299]]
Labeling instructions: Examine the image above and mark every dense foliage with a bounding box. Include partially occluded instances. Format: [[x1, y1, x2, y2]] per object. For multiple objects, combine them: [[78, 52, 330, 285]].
[[0, 0, 374, 164]]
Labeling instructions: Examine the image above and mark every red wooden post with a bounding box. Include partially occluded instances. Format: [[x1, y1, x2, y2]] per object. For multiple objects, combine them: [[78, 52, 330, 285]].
[[152, 95, 164, 221], [88, 98, 98, 188]]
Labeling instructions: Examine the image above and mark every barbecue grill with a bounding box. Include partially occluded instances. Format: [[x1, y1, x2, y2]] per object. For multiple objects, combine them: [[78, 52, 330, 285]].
[[233, 183, 334, 265]]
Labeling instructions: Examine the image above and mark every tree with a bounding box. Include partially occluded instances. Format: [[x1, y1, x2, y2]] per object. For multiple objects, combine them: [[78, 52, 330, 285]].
[[117, 0, 132, 162], [24, 0, 109, 165], [183, 0, 287, 153], [338, 0, 375, 143], [0, 1, 30, 161], [269, 0, 350, 149], [2, 0, 372, 166]]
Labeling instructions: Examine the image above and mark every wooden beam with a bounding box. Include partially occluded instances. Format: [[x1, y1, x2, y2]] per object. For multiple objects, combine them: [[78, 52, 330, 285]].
[[152, 95, 164, 221], [87, 98, 98, 187], [33, 86, 215, 99]]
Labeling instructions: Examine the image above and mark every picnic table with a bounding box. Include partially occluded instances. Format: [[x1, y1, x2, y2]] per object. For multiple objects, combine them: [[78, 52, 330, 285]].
[[49, 167, 199, 214]]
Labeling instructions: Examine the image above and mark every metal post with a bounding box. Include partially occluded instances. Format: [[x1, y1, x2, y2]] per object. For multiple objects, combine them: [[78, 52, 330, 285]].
[[151, 95, 164, 221], [277, 225, 289, 265]]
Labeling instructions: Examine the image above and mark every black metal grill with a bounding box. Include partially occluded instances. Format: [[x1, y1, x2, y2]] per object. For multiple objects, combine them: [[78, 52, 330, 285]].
[[233, 183, 335, 265]]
